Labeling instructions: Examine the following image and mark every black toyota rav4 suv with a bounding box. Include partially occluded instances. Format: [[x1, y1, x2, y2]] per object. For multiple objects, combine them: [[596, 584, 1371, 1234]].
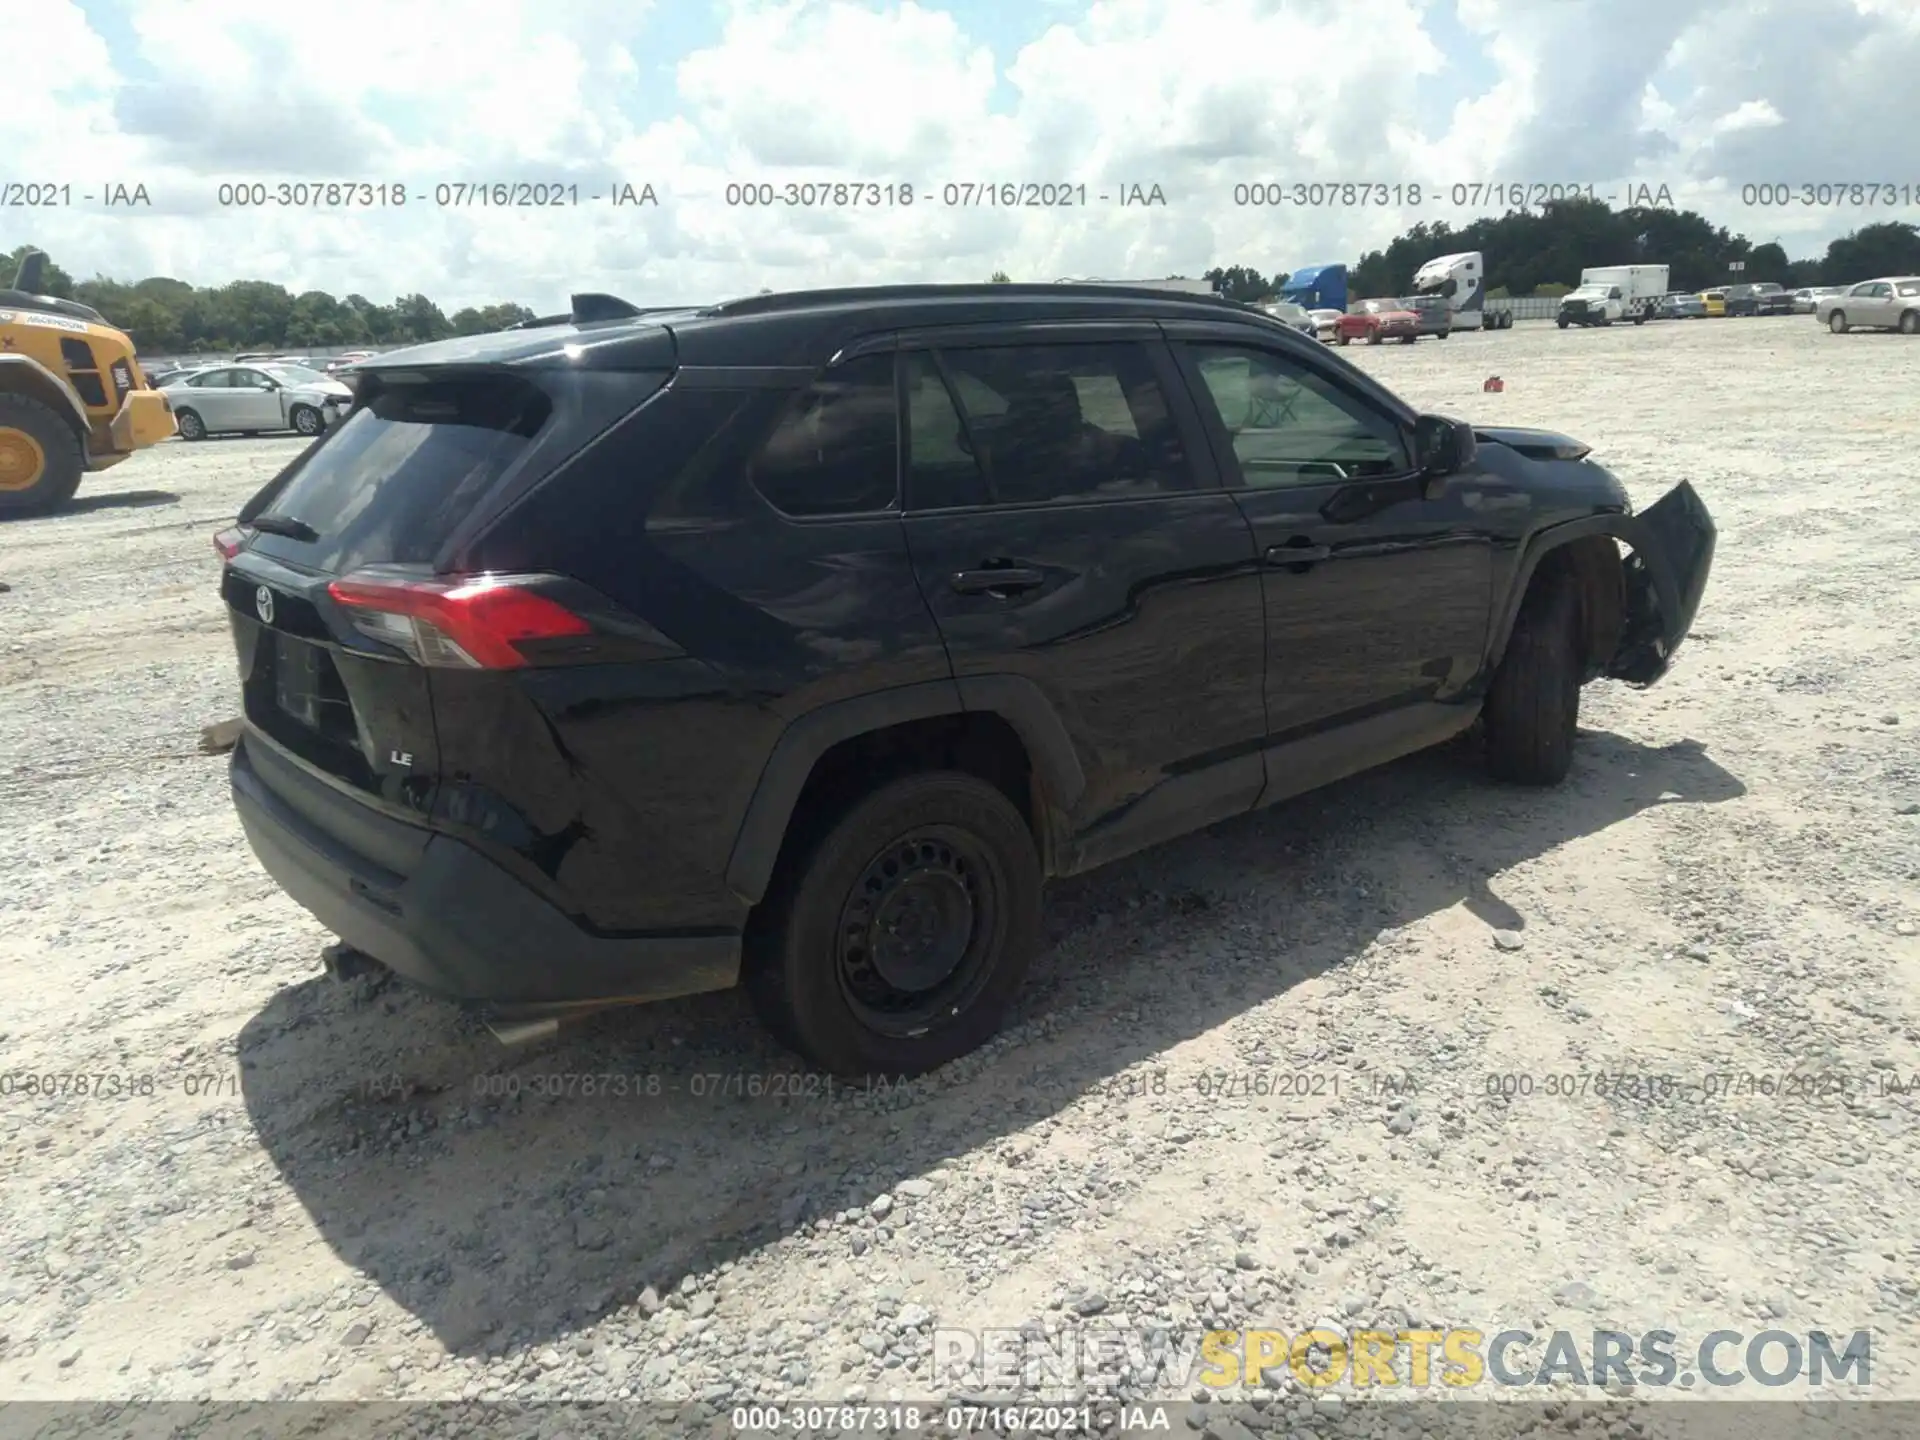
[[216, 283, 1715, 1077]]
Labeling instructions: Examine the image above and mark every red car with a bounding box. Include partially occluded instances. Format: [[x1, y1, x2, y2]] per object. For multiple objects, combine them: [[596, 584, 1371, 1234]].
[[1334, 299, 1421, 345]]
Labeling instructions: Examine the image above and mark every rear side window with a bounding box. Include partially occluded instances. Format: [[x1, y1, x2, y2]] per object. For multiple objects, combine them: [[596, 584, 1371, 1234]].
[[250, 373, 551, 572], [928, 342, 1191, 506], [746, 354, 898, 517]]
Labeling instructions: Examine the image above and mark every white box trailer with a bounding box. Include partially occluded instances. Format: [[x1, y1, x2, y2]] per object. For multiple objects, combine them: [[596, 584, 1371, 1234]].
[[1558, 265, 1669, 327]]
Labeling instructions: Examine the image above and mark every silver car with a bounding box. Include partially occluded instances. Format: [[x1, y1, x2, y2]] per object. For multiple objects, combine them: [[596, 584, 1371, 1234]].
[[161, 362, 355, 440], [1817, 276, 1920, 334], [1257, 300, 1318, 336]]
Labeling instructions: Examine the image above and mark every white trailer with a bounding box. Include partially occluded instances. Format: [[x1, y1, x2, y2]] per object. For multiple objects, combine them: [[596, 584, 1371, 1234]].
[[1557, 264, 1669, 327], [1411, 252, 1512, 330]]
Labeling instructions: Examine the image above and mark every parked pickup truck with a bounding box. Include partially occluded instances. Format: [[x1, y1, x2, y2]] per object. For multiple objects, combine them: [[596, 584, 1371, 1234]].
[[1726, 283, 1795, 317]]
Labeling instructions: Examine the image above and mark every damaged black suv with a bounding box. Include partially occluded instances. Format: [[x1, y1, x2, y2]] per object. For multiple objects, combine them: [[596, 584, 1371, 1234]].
[[215, 284, 1714, 1077]]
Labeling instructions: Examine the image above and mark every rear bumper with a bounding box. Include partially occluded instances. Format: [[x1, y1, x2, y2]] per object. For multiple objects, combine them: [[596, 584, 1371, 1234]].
[[230, 734, 740, 1018]]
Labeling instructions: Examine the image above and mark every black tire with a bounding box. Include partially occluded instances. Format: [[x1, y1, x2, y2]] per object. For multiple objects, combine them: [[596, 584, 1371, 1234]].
[[1367, 332, 1383, 345], [1829, 311, 1849, 334], [1556, 316, 1570, 330], [1400, 334, 1416, 344], [1437, 330, 1450, 339], [745, 771, 1041, 1078], [175, 408, 207, 440], [1900, 310, 1920, 335], [1482, 567, 1582, 786], [291, 405, 323, 436], [1337, 333, 1351, 346], [0, 390, 85, 515]]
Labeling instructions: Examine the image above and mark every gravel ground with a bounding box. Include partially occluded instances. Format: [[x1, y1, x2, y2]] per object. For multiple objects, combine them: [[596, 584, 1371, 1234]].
[[2, 317, 1918, 1432]]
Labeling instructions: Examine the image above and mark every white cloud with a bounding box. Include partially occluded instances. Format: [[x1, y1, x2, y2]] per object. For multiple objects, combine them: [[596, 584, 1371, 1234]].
[[6, 0, 1918, 311]]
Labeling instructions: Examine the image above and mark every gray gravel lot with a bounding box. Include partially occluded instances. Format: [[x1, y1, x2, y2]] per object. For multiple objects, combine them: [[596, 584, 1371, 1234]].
[[1, 317, 1917, 1425]]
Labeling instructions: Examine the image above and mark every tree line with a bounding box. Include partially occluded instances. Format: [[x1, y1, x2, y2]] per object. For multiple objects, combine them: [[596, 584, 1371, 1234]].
[[3, 243, 534, 353], [11, 200, 1920, 352]]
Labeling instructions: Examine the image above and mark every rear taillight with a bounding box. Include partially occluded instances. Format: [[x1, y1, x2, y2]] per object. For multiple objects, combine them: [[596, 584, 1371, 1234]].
[[326, 573, 592, 669], [213, 526, 253, 560]]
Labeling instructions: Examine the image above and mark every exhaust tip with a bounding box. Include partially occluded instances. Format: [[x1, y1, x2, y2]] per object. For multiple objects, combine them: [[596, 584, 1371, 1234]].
[[487, 1018, 560, 1047]]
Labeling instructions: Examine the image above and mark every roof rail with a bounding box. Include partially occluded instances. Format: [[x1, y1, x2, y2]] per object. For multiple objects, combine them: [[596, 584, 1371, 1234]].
[[706, 282, 1245, 317]]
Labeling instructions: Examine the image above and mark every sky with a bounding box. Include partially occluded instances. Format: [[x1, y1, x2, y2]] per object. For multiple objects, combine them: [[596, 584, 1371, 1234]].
[[4, 0, 1918, 311]]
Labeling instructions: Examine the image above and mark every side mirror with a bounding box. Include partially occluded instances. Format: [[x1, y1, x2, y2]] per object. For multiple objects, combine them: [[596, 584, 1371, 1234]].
[[1414, 414, 1476, 481]]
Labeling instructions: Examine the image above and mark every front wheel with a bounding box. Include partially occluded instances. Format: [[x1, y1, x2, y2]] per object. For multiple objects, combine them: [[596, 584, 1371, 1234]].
[[1337, 333, 1351, 346], [1367, 332, 1383, 345], [1400, 334, 1417, 344], [1556, 316, 1570, 329], [745, 771, 1041, 1078], [1829, 311, 1849, 334], [291, 405, 323, 436], [175, 408, 207, 441], [0, 390, 85, 514], [1482, 567, 1582, 786]]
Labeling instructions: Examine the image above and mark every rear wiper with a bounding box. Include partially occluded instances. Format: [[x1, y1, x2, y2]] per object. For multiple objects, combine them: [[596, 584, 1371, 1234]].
[[251, 515, 319, 542]]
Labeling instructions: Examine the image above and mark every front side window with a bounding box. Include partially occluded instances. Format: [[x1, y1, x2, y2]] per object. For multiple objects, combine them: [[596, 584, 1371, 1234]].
[[1186, 343, 1410, 488], [925, 342, 1190, 506], [746, 354, 898, 517]]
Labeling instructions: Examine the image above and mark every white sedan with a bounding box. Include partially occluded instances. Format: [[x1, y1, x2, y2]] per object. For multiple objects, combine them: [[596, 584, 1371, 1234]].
[[1816, 276, 1920, 334], [161, 362, 355, 440]]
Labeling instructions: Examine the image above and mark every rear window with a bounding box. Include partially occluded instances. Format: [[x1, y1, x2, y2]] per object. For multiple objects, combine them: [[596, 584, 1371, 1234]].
[[250, 374, 548, 572], [244, 369, 658, 573]]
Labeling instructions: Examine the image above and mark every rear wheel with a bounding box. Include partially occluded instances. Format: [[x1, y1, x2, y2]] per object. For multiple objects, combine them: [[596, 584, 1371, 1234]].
[[745, 771, 1041, 1078], [1367, 332, 1383, 345], [1337, 333, 1351, 346], [0, 391, 85, 515], [175, 408, 207, 440], [1482, 567, 1582, 786], [1829, 311, 1849, 334], [1900, 310, 1919, 335], [1400, 334, 1417, 344]]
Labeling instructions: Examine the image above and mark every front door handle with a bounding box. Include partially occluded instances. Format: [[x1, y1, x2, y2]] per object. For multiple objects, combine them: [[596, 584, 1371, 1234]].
[[951, 566, 1045, 596], [1265, 541, 1332, 566]]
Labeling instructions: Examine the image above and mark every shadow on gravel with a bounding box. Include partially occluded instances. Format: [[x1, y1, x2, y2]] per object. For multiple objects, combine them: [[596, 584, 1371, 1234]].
[[236, 726, 1744, 1358], [0, 488, 180, 521]]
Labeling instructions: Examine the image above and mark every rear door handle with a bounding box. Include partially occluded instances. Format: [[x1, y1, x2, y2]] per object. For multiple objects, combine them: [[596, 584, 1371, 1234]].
[[951, 566, 1045, 596], [1265, 542, 1332, 566]]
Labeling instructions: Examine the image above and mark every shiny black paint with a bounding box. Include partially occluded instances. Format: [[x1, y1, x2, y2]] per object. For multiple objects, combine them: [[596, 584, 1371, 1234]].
[[219, 286, 1715, 1014]]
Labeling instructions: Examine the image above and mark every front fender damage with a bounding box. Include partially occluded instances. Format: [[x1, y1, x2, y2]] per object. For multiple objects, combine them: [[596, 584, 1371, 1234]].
[[1607, 480, 1716, 686]]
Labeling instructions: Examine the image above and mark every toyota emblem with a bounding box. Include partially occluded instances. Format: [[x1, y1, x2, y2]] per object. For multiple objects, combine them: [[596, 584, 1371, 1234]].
[[255, 586, 276, 625]]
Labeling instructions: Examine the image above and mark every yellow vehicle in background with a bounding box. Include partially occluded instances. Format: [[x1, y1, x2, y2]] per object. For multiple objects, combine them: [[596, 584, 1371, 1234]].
[[0, 249, 175, 514], [1698, 289, 1728, 318]]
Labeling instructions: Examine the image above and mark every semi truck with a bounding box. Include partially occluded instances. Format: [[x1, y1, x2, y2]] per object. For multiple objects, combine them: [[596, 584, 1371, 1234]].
[[1557, 265, 1669, 328], [1411, 252, 1513, 330], [1278, 263, 1348, 312]]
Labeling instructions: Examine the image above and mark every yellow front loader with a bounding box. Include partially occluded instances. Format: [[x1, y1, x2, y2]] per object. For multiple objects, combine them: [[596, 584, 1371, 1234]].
[[0, 249, 175, 514]]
